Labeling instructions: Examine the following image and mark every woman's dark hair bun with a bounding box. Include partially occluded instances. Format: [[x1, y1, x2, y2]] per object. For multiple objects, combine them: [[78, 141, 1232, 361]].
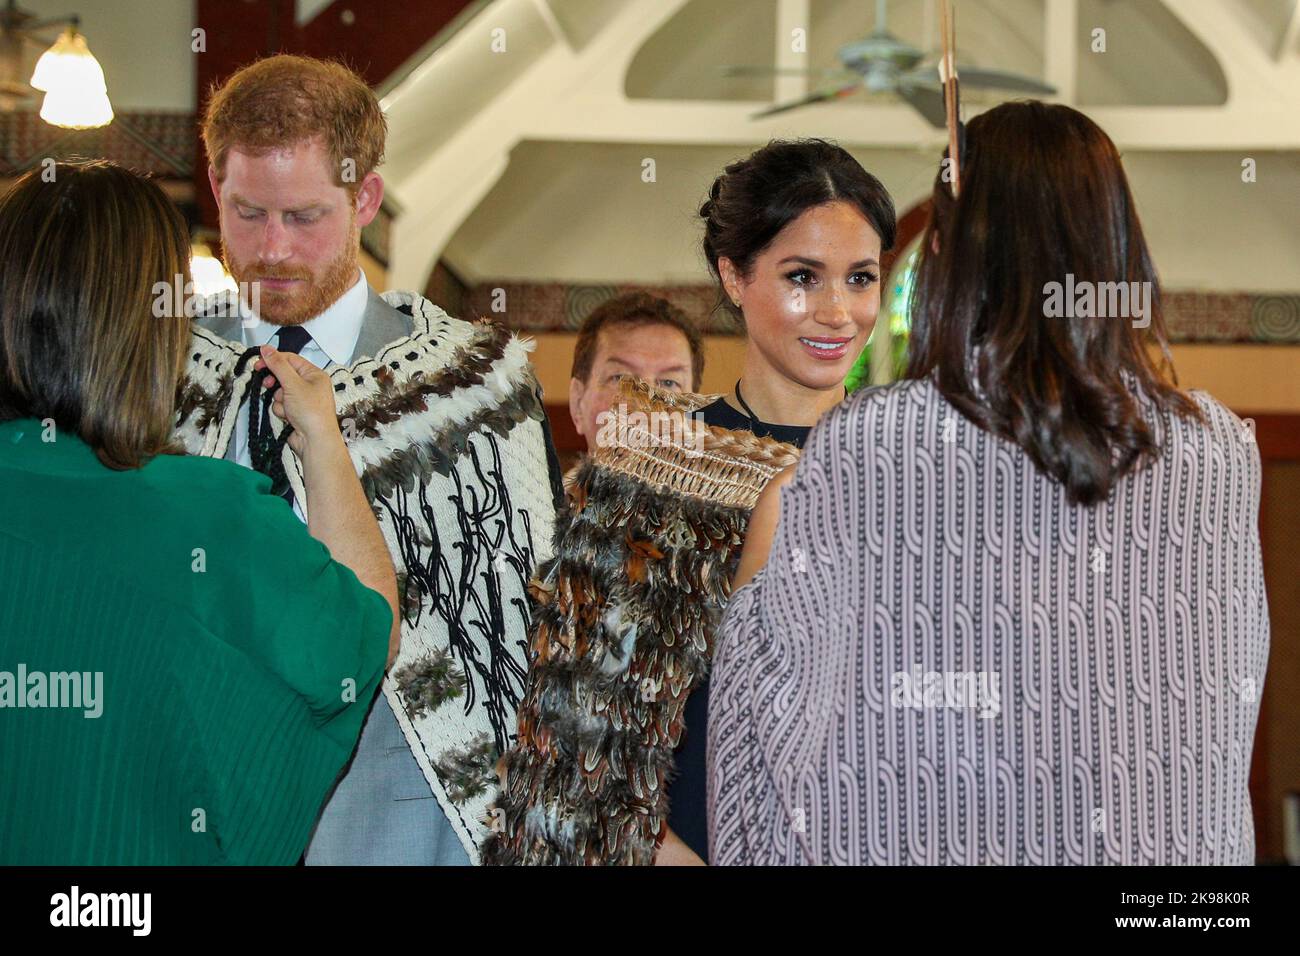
[[699, 139, 895, 311]]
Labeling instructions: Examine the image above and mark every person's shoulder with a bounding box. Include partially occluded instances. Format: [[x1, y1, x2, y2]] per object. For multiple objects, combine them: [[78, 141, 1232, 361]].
[[120, 453, 332, 646], [371, 290, 536, 380], [146, 448, 267, 494], [189, 291, 246, 342], [366, 291, 549, 451], [141, 451, 292, 537], [375, 290, 474, 343], [1185, 388, 1248, 438], [808, 377, 939, 457], [145, 451, 387, 720], [1175, 388, 1261, 472], [840, 377, 938, 416]]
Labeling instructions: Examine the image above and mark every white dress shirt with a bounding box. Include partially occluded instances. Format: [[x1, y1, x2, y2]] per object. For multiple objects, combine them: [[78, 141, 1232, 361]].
[[232, 268, 368, 522]]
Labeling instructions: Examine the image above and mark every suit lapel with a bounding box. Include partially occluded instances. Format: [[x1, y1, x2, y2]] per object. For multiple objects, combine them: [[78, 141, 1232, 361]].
[[196, 309, 244, 346], [350, 287, 414, 364]]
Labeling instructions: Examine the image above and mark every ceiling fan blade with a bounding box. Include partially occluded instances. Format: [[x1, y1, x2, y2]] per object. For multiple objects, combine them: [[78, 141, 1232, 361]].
[[722, 65, 859, 79], [751, 83, 860, 119], [958, 68, 1055, 94], [896, 84, 949, 127], [900, 66, 1055, 95]]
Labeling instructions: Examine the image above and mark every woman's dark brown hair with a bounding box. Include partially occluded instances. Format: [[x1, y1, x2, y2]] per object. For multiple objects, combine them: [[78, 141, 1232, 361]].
[[701, 138, 897, 321], [0, 161, 192, 469], [906, 100, 1200, 505]]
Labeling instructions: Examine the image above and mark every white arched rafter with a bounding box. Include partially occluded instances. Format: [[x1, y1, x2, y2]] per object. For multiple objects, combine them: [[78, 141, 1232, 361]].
[[380, 0, 1300, 293], [382, 0, 694, 291]]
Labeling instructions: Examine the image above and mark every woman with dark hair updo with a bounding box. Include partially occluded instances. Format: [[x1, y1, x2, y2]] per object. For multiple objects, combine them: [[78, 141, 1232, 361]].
[[663, 139, 897, 863], [696, 137, 897, 444], [487, 139, 895, 866], [709, 102, 1269, 865]]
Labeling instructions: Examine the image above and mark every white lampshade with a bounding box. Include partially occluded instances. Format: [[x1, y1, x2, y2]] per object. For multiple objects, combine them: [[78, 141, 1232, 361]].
[[30, 27, 113, 130], [30, 28, 104, 91], [39, 84, 113, 130]]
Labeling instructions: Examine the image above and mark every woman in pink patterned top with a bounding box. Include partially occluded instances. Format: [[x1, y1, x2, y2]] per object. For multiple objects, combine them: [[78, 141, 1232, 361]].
[[708, 101, 1269, 865]]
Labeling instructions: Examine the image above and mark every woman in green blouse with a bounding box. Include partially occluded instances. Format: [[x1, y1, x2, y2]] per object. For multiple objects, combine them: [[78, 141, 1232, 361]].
[[0, 161, 400, 865]]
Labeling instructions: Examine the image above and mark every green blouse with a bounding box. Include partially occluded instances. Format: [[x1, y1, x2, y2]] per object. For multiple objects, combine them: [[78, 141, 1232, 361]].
[[0, 418, 391, 864]]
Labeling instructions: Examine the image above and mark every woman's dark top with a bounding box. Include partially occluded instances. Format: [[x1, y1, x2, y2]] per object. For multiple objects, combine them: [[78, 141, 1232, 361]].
[[666, 396, 810, 861]]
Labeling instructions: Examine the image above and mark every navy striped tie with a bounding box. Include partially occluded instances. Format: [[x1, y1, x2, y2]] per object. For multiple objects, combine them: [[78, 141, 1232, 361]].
[[249, 325, 313, 507]]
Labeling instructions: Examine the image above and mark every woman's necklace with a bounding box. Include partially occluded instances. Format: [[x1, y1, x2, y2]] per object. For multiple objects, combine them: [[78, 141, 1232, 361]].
[[733, 378, 762, 424], [734, 377, 849, 428]]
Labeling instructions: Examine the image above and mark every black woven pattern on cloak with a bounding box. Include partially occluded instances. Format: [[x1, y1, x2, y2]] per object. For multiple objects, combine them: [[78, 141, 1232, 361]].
[[376, 430, 538, 755]]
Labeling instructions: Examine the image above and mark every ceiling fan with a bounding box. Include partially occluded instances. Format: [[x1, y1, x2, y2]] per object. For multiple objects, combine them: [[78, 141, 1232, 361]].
[[723, 0, 1055, 126]]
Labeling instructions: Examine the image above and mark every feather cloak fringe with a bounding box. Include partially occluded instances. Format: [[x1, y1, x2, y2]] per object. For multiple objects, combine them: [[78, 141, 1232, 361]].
[[484, 379, 800, 865]]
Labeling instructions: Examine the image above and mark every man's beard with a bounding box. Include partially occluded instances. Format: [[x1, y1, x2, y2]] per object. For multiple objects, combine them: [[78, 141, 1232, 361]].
[[223, 219, 360, 327]]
